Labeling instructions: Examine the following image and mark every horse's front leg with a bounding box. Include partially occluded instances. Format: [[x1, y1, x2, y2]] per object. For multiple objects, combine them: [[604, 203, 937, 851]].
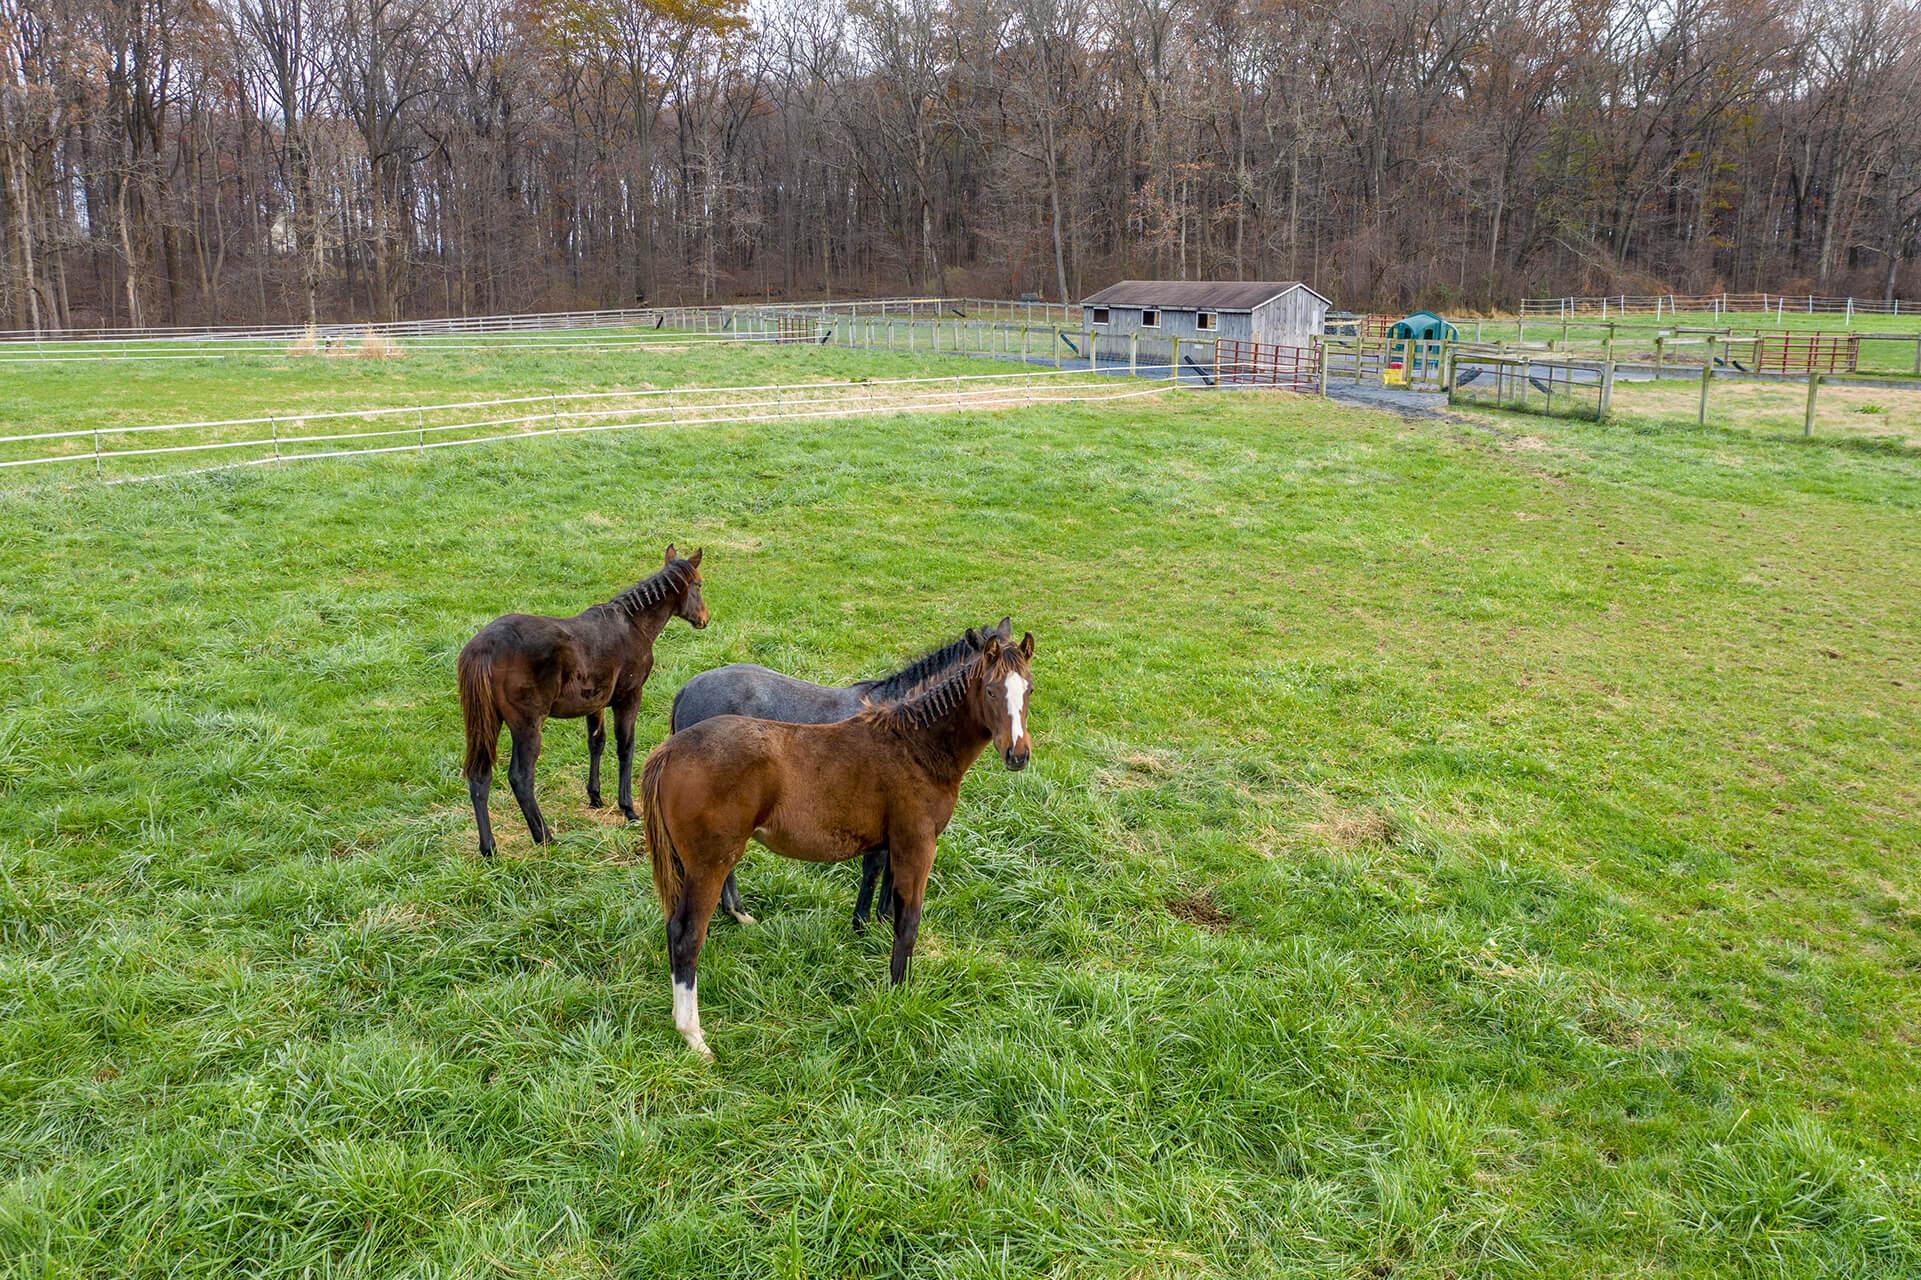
[[585, 709, 606, 807], [613, 696, 642, 822], [505, 718, 550, 843], [886, 839, 935, 985]]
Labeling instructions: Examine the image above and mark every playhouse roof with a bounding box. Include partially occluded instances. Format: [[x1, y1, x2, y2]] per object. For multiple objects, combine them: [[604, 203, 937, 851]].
[[1388, 310, 1459, 340], [1081, 280, 1329, 312]]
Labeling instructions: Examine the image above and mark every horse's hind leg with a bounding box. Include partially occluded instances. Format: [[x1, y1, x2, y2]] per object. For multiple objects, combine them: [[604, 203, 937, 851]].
[[506, 719, 550, 843], [468, 766, 497, 858], [667, 864, 731, 1058], [585, 710, 606, 808], [613, 696, 641, 822], [852, 847, 888, 932], [719, 871, 755, 926]]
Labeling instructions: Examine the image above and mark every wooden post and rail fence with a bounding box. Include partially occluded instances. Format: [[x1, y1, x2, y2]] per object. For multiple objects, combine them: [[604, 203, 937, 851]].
[[632, 305, 1909, 438]]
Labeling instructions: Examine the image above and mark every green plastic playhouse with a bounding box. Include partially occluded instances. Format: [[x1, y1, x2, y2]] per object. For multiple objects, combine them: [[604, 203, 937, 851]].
[[1387, 311, 1460, 343], [1384, 311, 1459, 381]]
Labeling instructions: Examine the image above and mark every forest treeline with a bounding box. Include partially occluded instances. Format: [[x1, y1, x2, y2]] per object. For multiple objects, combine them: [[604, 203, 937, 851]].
[[3, 0, 1919, 327]]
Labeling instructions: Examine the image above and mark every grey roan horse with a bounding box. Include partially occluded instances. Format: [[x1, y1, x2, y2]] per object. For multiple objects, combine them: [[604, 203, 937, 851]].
[[669, 619, 1006, 928]]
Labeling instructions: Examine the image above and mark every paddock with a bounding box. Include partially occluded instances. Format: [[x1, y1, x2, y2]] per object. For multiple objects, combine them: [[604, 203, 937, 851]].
[[1, 314, 1917, 1278]]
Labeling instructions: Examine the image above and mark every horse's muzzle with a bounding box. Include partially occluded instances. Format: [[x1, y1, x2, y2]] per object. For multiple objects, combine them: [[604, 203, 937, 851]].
[[1003, 746, 1029, 771]]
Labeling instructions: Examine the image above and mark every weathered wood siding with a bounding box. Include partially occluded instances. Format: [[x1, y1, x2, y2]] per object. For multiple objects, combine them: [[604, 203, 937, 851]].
[[1085, 287, 1327, 348], [1250, 288, 1329, 347], [1086, 306, 1253, 341]]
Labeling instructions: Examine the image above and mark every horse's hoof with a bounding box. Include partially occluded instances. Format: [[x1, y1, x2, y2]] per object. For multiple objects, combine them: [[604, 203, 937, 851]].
[[619, 808, 639, 823], [728, 909, 757, 926], [587, 793, 603, 809]]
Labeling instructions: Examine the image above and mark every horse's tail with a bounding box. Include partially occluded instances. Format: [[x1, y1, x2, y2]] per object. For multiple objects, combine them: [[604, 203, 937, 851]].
[[643, 746, 684, 915], [458, 648, 501, 780]]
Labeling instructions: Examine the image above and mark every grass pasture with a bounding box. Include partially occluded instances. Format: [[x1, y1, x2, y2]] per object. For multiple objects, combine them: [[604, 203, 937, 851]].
[[2, 345, 1920, 1276]]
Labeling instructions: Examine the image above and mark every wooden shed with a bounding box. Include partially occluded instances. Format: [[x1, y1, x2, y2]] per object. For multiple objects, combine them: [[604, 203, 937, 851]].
[[1080, 280, 1332, 350]]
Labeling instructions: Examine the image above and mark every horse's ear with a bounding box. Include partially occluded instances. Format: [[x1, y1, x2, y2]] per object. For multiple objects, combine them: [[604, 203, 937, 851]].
[[982, 633, 1004, 660], [663, 543, 678, 565], [688, 547, 703, 567], [1018, 631, 1035, 659], [995, 615, 1012, 640]]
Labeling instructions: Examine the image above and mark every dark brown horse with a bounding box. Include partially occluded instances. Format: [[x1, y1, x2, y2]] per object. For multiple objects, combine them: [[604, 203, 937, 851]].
[[459, 545, 707, 857], [643, 628, 1033, 1057]]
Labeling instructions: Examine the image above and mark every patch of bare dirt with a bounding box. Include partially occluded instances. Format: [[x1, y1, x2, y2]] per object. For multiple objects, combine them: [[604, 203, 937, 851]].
[[1308, 806, 1395, 850], [1167, 891, 1235, 933]]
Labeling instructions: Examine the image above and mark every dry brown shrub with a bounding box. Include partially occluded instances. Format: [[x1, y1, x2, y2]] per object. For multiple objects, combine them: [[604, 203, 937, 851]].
[[351, 331, 403, 360]]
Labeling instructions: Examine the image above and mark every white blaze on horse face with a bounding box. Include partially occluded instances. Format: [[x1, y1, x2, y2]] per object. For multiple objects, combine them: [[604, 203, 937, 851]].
[[1004, 671, 1029, 744], [674, 978, 710, 1057]]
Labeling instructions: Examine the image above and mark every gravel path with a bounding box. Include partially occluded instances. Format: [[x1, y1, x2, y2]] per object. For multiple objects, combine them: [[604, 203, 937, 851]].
[[1325, 383, 1452, 418]]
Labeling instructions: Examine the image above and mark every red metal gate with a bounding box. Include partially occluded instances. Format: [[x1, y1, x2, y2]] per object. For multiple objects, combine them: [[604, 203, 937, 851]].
[[1216, 340, 1321, 391], [1749, 332, 1860, 373]]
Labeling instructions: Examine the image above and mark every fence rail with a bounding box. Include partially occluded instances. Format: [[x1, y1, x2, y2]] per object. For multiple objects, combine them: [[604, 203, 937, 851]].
[[1448, 354, 1612, 420], [1520, 292, 1918, 320], [1316, 335, 1452, 390]]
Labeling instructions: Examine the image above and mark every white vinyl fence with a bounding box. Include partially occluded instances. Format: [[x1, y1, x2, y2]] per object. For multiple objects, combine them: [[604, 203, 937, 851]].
[[1520, 293, 1918, 320]]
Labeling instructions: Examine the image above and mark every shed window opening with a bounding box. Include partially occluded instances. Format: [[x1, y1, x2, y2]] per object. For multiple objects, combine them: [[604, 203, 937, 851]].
[[1197, 311, 1216, 331], [1091, 307, 1110, 326], [1141, 309, 1160, 328]]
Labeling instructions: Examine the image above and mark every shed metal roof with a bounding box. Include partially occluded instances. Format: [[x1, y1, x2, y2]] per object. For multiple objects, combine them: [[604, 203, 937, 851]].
[[1080, 280, 1329, 311]]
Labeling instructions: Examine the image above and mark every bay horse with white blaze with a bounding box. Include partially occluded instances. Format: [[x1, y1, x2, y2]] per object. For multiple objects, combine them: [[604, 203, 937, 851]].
[[459, 545, 706, 857], [669, 619, 1006, 928], [644, 628, 1034, 1058]]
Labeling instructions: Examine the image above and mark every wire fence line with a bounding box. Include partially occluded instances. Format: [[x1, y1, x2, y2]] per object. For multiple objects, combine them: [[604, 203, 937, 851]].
[[2, 363, 1270, 486], [0, 300, 903, 343], [0, 296, 1078, 347], [0, 330, 805, 364]]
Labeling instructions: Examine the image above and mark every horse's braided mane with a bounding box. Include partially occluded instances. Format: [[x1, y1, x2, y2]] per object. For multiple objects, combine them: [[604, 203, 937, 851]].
[[874, 654, 980, 728], [860, 629, 984, 703], [607, 560, 691, 617]]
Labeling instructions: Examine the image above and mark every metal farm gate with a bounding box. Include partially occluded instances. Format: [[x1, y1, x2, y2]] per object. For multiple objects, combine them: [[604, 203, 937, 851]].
[[1748, 333, 1860, 373], [1216, 339, 1321, 391], [775, 315, 823, 344]]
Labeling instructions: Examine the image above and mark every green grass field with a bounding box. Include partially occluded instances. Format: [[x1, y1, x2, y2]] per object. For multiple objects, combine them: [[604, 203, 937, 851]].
[[2, 343, 1919, 1276]]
